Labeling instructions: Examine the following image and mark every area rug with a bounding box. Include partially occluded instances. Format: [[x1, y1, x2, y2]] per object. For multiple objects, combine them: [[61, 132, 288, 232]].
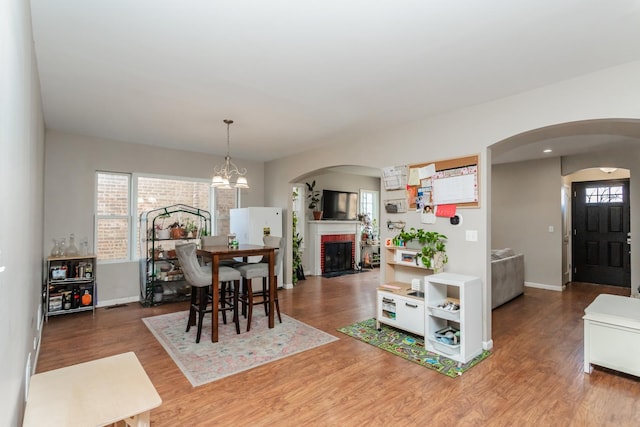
[[143, 311, 338, 387], [337, 318, 490, 378]]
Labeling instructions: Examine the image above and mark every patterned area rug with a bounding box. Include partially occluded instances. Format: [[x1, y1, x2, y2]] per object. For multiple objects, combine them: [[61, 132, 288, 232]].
[[143, 311, 338, 387], [337, 318, 490, 378]]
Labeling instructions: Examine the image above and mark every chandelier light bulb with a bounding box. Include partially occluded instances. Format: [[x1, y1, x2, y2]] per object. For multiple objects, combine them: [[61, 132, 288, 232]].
[[210, 119, 249, 188]]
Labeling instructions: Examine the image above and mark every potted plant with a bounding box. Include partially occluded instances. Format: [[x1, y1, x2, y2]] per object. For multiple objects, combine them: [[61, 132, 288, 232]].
[[292, 189, 304, 285], [306, 180, 323, 220], [184, 218, 198, 238], [417, 231, 448, 272], [168, 221, 186, 239], [154, 213, 171, 239], [393, 227, 448, 271]]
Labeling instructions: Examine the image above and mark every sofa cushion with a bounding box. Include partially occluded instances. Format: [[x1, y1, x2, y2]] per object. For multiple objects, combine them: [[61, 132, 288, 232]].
[[491, 248, 516, 261]]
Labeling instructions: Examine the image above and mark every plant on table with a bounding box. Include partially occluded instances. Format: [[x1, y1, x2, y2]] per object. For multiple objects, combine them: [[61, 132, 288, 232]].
[[393, 227, 448, 271], [306, 180, 322, 219]]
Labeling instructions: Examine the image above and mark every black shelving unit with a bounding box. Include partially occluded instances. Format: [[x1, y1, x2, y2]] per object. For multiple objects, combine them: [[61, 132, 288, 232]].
[[45, 254, 97, 320], [139, 204, 211, 306]]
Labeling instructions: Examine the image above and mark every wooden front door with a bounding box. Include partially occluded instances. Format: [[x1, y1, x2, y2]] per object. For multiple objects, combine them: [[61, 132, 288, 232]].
[[572, 179, 630, 287]]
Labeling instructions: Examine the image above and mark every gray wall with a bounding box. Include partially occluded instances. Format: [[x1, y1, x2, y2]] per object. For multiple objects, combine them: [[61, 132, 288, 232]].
[[492, 158, 563, 288], [44, 130, 265, 304], [1, 0, 46, 424]]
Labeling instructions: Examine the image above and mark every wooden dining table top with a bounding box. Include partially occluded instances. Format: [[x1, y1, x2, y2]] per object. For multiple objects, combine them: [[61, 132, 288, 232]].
[[198, 244, 276, 258]]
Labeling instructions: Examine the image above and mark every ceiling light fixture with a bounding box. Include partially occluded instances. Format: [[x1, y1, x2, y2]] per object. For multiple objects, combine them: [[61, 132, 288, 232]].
[[543, 149, 552, 153], [599, 167, 618, 174], [211, 119, 249, 189]]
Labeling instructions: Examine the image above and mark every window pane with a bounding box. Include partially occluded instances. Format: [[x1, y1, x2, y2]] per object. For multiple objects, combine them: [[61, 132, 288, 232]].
[[137, 177, 213, 256], [585, 185, 624, 204], [214, 188, 236, 235], [97, 173, 129, 215], [137, 177, 210, 215], [97, 218, 129, 260]]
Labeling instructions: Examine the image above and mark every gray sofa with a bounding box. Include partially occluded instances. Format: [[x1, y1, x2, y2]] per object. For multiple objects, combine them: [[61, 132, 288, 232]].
[[491, 248, 524, 309]]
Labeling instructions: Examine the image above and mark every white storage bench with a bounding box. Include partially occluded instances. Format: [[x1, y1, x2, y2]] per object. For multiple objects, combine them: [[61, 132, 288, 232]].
[[583, 294, 640, 377]]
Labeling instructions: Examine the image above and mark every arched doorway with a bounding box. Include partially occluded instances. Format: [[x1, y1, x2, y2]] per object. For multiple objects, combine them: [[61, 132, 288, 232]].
[[489, 119, 640, 293], [290, 165, 380, 282]]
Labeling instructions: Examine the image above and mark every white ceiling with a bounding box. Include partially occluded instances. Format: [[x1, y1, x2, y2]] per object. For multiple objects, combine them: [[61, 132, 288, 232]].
[[30, 1, 640, 163]]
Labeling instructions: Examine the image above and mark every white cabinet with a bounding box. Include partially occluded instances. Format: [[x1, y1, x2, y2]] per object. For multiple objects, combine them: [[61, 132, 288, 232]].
[[425, 272, 482, 364], [376, 283, 424, 336]]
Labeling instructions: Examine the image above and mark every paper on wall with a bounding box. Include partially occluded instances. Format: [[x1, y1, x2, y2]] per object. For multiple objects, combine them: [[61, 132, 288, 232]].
[[408, 168, 421, 186], [418, 164, 436, 179]]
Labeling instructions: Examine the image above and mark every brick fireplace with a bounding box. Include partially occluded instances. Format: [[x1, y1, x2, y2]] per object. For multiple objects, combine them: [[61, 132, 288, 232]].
[[321, 234, 356, 273], [307, 220, 361, 276]]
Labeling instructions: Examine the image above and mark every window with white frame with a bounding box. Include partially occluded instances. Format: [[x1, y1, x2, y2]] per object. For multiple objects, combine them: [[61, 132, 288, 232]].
[[360, 189, 379, 230], [96, 172, 237, 262], [96, 172, 131, 261]]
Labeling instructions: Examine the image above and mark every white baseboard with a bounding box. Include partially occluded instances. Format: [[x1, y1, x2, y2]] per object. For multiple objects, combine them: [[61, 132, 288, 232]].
[[483, 339, 494, 351], [525, 281, 565, 292], [96, 296, 140, 307]]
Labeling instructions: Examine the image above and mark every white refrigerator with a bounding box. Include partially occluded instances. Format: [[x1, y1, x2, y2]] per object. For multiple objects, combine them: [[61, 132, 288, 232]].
[[230, 207, 283, 283]]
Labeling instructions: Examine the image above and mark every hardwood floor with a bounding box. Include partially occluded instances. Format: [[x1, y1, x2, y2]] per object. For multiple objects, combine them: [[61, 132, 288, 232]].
[[37, 272, 639, 426]]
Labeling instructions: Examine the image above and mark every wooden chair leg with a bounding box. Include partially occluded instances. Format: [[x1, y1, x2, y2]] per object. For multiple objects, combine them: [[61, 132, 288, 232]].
[[261, 277, 268, 316], [196, 287, 208, 343], [246, 282, 253, 332], [186, 287, 197, 332], [274, 277, 282, 323], [233, 279, 240, 334], [220, 282, 228, 325], [241, 278, 248, 318]]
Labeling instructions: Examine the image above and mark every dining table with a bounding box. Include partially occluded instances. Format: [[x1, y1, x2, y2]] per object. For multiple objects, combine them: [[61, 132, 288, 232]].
[[198, 244, 276, 342]]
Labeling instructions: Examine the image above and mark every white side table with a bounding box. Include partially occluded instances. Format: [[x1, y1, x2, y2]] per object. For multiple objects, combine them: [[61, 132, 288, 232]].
[[24, 352, 162, 427], [583, 294, 640, 377]]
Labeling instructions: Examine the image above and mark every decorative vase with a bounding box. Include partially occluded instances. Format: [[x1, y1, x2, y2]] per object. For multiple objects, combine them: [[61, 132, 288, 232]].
[[171, 227, 184, 239], [432, 252, 446, 272], [50, 239, 60, 257], [81, 290, 92, 306], [67, 234, 79, 256], [405, 241, 423, 250]]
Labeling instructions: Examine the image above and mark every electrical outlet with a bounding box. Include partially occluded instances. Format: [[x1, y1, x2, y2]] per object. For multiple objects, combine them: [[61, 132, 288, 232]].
[[465, 230, 478, 242]]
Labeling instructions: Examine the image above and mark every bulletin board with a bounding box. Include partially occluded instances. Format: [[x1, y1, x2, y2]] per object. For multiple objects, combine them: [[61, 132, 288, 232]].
[[408, 154, 479, 209]]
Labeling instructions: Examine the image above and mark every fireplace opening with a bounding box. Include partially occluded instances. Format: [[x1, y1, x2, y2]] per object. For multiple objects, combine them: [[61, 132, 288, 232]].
[[323, 241, 353, 273]]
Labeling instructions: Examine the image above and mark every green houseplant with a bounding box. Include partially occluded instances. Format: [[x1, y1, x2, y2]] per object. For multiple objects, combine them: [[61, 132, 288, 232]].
[[418, 233, 448, 271], [393, 227, 448, 272], [306, 180, 323, 220], [292, 189, 304, 285]]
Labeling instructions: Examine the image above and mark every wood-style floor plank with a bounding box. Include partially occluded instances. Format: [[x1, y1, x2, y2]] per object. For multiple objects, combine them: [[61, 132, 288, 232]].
[[36, 271, 639, 426]]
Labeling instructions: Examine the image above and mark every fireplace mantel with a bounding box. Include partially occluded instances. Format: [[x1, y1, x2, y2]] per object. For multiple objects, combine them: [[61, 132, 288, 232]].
[[308, 220, 361, 275]]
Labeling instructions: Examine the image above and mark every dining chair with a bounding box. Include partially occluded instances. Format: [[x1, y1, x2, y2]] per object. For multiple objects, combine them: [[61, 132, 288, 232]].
[[175, 242, 241, 342], [201, 235, 238, 267], [235, 235, 284, 331]]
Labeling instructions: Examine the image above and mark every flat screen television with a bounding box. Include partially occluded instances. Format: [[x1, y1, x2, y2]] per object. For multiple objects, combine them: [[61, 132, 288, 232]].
[[322, 189, 358, 220]]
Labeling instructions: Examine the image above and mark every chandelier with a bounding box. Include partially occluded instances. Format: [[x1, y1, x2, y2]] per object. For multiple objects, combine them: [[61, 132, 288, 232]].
[[211, 119, 249, 189]]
